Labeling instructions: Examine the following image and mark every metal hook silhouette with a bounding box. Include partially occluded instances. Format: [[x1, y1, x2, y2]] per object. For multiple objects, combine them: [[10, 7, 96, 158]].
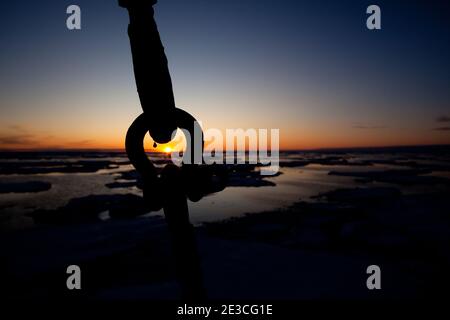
[[120, 0, 228, 300]]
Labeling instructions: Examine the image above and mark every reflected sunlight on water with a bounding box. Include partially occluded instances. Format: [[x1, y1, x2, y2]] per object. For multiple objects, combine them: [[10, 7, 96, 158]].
[[1, 149, 449, 228]]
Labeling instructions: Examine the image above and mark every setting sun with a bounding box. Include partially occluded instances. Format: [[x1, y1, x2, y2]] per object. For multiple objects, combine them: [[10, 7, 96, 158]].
[[163, 146, 173, 153]]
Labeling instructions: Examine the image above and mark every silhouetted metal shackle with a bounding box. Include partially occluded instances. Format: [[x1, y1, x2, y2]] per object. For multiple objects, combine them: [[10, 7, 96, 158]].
[[126, 109, 217, 211], [120, 0, 227, 211], [119, 0, 229, 299]]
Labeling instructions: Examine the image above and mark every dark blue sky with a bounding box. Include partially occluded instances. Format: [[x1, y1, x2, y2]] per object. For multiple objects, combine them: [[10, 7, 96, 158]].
[[0, 0, 449, 149]]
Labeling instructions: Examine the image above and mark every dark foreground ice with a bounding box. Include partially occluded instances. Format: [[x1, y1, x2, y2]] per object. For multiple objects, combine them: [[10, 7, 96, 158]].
[[1, 146, 449, 300]]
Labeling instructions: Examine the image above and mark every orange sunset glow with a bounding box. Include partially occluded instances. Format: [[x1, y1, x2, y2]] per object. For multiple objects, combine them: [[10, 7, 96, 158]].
[[1, 120, 448, 151], [0, 1, 449, 151]]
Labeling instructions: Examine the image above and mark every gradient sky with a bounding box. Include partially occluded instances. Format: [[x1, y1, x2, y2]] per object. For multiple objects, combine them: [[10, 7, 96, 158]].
[[0, 0, 449, 150]]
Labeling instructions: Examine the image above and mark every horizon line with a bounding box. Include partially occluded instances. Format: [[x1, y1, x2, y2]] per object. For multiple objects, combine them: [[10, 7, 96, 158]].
[[1, 143, 449, 153]]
